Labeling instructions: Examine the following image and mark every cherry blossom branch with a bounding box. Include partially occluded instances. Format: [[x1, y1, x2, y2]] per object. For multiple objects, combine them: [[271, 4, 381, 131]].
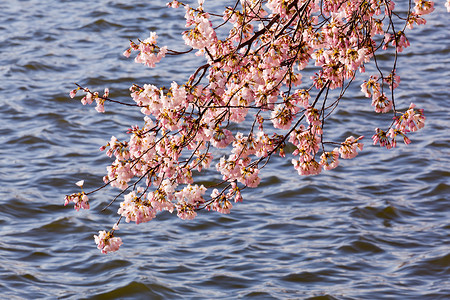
[[64, 0, 437, 254]]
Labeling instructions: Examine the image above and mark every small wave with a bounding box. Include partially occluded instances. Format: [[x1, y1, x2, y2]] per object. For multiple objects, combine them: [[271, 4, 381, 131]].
[[80, 19, 124, 31], [86, 280, 178, 299], [338, 238, 385, 254], [350, 205, 403, 222]]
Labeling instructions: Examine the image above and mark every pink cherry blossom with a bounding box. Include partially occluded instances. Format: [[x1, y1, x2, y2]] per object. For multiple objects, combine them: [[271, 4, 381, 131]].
[[75, 180, 84, 187], [94, 230, 123, 254], [406, 12, 427, 29], [175, 202, 197, 220], [118, 191, 156, 224], [271, 104, 294, 130], [95, 98, 105, 113], [292, 158, 321, 176], [209, 188, 233, 214], [372, 93, 393, 113], [167, 1, 180, 9], [239, 166, 261, 188], [384, 71, 401, 90], [320, 148, 339, 171], [372, 128, 394, 149], [361, 76, 380, 98], [69, 89, 77, 98], [148, 190, 175, 213], [123, 48, 132, 58], [122, 32, 168, 68], [339, 136, 364, 159], [414, 0, 435, 15], [81, 91, 93, 105], [64, 192, 89, 211], [393, 103, 426, 132], [211, 128, 234, 148]]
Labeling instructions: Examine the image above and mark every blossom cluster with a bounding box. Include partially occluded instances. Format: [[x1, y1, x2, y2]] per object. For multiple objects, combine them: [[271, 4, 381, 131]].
[[94, 229, 123, 254], [123, 32, 168, 68], [66, 0, 441, 253], [64, 192, 89, 211], [373, 103, 426, 149], [64, 180, 89, 211]]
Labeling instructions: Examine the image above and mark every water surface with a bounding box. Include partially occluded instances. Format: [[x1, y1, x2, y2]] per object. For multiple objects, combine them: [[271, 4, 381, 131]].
[[0, 1, 449, 299]]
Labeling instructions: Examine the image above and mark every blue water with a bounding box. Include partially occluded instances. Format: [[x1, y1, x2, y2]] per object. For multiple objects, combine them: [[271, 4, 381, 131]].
[[0, 1, 449, 299]]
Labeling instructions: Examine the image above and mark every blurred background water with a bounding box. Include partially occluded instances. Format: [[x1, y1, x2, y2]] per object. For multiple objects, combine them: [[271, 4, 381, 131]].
[[0, 1, 449, 299]]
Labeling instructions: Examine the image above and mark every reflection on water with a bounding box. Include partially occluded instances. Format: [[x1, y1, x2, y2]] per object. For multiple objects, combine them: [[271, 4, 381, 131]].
[[0, 1, 449, 299]]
